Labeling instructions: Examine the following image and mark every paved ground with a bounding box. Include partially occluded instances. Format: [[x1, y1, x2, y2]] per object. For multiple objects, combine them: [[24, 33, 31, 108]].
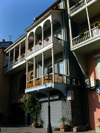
[[0, 126, 96, 133]]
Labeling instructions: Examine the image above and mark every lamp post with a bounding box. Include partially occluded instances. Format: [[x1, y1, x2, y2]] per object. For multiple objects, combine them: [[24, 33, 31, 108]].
[[47, 87, 52, 133], [45, 73, 52, 133]]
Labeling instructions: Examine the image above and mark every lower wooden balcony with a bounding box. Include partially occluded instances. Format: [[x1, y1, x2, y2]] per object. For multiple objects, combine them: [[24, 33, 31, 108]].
[[26, 73, 66, 89]]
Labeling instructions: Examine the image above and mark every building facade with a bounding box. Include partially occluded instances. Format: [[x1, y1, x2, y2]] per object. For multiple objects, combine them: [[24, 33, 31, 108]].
[[2, 0, 87, 129], [67, 0, 100, 130], [0, 40, 12, 124]]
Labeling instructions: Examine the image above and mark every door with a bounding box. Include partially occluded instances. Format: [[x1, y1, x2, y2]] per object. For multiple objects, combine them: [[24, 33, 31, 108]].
[[91, 22, 99, 37]]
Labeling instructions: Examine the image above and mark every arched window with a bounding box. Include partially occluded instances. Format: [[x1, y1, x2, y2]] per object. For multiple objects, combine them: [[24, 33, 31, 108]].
[[19, 74, 26, 93], [30, 72, 33, 80]]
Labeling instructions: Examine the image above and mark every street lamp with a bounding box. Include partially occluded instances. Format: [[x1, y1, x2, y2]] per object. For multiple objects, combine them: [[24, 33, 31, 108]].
[[45, 72, 52, 133]]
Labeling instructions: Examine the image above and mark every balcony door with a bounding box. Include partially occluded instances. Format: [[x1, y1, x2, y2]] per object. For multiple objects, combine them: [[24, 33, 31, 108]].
[[91, 22, 99, 36], [58, 60, 63, 74]]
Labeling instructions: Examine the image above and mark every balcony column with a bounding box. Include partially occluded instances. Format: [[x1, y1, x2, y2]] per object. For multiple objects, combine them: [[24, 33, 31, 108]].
[[34, 57, 36, 86], [63, 51, 67, 75], [42, 52, 44, 84], [51, 19, 53, 43], [26, 61, 28, 89], [8, 51, 10, 68], [85, 0, 91, 37], [51, 48, 55, 82], [25, 38, 28, 57], [34, 33, 36, 52], [19, 43, 21, 62], [13, 47, 15, 63], [42, 27, 44, 48], [67, 0, 73, 48]]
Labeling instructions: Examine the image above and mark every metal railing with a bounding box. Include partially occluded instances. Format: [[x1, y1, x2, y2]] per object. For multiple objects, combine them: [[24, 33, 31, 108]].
[[72, 26, 100, 46]]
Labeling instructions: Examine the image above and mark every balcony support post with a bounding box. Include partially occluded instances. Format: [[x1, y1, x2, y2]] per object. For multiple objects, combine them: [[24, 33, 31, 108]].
[[26, 61, 28, 89], [19, 43, 21, 62], [85, 0, 91, 38], [42, 27, 44, 48], [34, 33, 36, 52], [8, 51, 10, 68], [13, 47, 15, 63], [25, 38, 28, 57], [51, 17, 53, 43], [42, 52, 44, 84], [52, 48, 55, 82], [34, 57, 36, 86]]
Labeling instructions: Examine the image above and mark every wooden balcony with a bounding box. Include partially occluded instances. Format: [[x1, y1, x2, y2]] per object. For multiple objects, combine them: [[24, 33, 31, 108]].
[[70, 0, 93, 15], [4, 54, 25, 72], [27, 36, 64, 57], [26, 73, 66, 89], [71, 26, 100, 54]]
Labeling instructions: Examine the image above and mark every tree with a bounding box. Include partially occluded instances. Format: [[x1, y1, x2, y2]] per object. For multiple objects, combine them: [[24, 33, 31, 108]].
[[20, 94, 41, 124]]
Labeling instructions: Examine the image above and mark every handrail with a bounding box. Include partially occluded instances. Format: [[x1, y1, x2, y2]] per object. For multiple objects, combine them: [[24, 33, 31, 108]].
[[72, 26, 100, 46]]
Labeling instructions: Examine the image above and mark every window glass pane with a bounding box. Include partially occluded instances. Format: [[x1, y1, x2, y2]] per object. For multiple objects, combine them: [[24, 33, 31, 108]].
[[59, 61, 63, 74]]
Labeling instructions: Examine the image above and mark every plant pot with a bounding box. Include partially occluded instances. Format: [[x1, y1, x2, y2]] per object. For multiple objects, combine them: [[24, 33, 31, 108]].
[[60, 124, 69, 132]]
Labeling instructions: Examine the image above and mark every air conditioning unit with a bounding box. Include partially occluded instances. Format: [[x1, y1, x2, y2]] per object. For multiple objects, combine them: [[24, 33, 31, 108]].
[[72, 79, 80, 86], [85, 78, 96, 89]]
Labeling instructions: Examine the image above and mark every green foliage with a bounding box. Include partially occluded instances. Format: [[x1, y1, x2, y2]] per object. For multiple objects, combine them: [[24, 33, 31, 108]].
[[78, 32, 84, 37], [20, 95, 41, 118], [98, 25, 100, 29], [98, 118, 100, 122], [59, 116, 70, 125]]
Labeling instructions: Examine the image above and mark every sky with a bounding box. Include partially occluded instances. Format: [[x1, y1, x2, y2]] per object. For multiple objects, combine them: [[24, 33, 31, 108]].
[[0, 0, 57, 42]]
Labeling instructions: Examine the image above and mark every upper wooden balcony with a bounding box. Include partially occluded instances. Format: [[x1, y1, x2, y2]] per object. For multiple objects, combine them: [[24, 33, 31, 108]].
[[69, 0, 100, 25], [27, 36, 64, 57], [71, 26, 100, 54], [70, 0, 92, 15]]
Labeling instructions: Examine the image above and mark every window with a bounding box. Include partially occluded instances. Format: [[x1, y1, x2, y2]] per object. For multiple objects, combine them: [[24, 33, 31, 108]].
[[58, 60, 63, 74], [30, 72, 33, 80]]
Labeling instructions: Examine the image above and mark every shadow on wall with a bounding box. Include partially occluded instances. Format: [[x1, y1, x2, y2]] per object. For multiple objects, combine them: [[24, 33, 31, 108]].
[[88, 88, 100, 129]]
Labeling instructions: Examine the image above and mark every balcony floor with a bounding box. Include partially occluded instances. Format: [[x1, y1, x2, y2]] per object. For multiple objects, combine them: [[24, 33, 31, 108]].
[[25, 82, 67, 100]]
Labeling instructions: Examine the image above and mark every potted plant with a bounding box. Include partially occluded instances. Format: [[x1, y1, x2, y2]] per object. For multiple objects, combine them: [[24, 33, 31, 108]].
[[21, 54, 25, 58], [98, 25, 100, 34], [38, 40, 42, 45], [59, 116, 70, 132], [78, 32, 84, 37], [98, 25, 100, 30], [75, 2, 80, 7]]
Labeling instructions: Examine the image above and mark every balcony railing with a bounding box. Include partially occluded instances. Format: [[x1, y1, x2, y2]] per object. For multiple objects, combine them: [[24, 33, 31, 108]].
[[26, 73, 66, 89], [70, 0, 93, 14], [72, 26, 100, 46], [27, 36, 64, 57], [4, 54, 25, 72]]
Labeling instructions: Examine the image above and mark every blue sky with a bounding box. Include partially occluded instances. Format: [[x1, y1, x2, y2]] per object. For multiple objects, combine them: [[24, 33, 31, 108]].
[[0, 0, 57, 42]]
